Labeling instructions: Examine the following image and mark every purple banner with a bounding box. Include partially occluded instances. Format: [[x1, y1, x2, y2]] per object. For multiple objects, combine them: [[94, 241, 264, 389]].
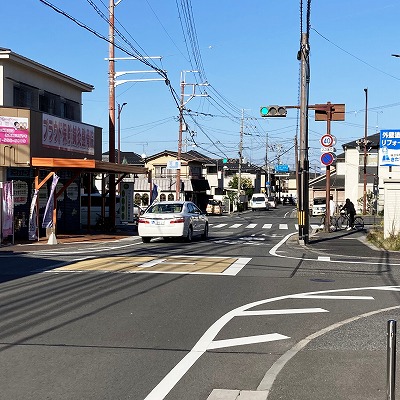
[[42, 174, 59, 229], [2, 182, 13, 237], [28, 189, 38, 241]]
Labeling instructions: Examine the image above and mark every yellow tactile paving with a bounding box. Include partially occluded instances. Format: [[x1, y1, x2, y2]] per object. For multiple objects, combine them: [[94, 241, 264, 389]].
[[55, 256, 239, 274]]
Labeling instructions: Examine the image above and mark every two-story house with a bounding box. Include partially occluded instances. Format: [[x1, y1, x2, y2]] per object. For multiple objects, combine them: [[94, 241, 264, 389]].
[[125, 149, 212, 210], [0, 48, 144, 241]]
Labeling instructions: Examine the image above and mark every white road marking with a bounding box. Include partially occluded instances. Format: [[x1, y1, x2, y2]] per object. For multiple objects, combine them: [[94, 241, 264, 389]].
[[208, 333, 289, 350], [223, 257, 252, 275], [318, 256, 331, 261], [246, 224, 257, 229], [258, 302, 400, 394], [144, 286, 399, 400], [239, 308, 328, 316], [293, 294, 375, 300], [213, 223, 227, 228], [270, 232, 400, 266], [230, 224, 242, 228], [263, 224, 272, 229], [138, 259, 167, 268], [29, 240, 142, 256], [279, 224, 288, 230]]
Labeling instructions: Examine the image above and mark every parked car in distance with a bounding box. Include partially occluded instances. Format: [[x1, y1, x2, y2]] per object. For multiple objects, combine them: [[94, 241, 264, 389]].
[[282, 196, 296, 206], [138, 201, 208, 243], [312, 197, 326, 216], [206, 199, 223, 215], [80, 193, 121, 226], [250, 193, 270, 211], [267, 196, 277, 209]]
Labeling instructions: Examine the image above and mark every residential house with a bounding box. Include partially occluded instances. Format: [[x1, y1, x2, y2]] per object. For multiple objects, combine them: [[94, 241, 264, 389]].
[[126, 149, 212, 210]]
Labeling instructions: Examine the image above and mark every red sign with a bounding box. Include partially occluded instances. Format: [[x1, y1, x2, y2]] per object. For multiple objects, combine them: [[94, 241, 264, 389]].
[[320, 134, 335, 147]]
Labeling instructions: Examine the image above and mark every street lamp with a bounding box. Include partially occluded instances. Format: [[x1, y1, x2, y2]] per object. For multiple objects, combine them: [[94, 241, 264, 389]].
[[117, 102, 127, 164]]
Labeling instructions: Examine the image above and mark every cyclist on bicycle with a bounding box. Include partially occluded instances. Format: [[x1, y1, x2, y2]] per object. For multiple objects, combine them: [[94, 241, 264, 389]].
[[341, 198, 356, 230]]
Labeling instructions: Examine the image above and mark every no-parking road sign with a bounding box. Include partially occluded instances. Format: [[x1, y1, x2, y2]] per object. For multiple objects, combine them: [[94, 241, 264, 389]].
[[320, 152, 336, 166]]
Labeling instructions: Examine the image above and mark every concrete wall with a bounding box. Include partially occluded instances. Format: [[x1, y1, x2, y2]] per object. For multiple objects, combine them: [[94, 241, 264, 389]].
[[384, 179, 400, 238]]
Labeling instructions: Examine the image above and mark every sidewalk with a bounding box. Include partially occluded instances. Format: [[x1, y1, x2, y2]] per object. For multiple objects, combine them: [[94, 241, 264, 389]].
[[0, 224, 138, 252]]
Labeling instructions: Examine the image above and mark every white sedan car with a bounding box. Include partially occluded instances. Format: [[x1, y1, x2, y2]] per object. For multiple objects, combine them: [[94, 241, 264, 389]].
[[138, 201, 209, 243]]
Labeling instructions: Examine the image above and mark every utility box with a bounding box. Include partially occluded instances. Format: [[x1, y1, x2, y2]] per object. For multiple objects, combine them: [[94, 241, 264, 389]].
[[383, 179, 400, 238]]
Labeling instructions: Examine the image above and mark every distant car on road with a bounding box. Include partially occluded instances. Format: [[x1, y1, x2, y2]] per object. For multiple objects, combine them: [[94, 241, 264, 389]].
[[138, 201, 209, 243], [250, 193, 270, 211], [282, 196, 296, 206], [206, 199, 223, 215], [312, 197, 326, 216], [267, 196, 277, 209]]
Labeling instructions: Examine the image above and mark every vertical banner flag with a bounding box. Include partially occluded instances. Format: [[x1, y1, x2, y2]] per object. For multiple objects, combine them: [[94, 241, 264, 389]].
[[151, 184, 158, 204], [2, 181, 13, 237], [42, 174, 59, 228], [28, 189, 39, 241]]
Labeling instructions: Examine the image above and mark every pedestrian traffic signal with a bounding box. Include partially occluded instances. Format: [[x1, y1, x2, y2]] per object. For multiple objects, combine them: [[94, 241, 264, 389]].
[[260, 106, 287, 117]]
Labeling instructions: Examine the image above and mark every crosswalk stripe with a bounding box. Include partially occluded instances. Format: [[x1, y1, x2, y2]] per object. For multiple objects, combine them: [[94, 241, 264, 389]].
[[210, 223, 316, 230], [213, 223, 227, 228]]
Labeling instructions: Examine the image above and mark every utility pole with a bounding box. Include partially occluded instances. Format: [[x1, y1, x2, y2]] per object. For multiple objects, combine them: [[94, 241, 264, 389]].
[[298, 32, 310, 244], [265, 131, 270, 196], [108, 0, 116, 228], [295, 134, 299, 199], [176, 76, 185, 200], [238, 110, 244, 207], [176, 71, 208, 200], [363, 88, 368, 214]]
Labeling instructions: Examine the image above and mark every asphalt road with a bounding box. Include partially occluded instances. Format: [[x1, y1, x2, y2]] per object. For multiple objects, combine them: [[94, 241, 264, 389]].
[[0, 207, 399, 399]]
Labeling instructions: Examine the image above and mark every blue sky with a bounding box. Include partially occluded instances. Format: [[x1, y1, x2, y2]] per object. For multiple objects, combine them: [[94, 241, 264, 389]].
[[2, 1, 400, 172]]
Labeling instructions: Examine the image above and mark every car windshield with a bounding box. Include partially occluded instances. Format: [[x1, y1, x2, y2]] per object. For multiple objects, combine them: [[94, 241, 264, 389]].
[[313, 198, 326, 205], [147, 204, 183, 213], [253, 197, 265, 202]]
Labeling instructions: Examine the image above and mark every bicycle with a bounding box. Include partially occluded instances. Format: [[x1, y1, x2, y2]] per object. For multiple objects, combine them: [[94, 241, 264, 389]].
[[335, 211, 364, 231], [95, 213, 114, 232], [319, 213, 338, 232]]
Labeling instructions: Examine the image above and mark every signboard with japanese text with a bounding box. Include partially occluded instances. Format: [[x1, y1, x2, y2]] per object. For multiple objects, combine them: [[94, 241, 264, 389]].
[[42, 114, 95, 155], [380, 129, 400, 166], [275, 164, 289, 173], [167, 160, 181, 170], [0, 116, 29, 145]]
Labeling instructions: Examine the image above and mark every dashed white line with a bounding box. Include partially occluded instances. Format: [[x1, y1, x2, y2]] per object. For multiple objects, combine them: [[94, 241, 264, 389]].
[[230, 223, 242, 228], [246, 224, 257, 229]]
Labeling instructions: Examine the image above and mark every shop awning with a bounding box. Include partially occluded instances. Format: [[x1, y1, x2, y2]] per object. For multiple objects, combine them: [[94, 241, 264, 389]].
[[31, 157, 147, 175]]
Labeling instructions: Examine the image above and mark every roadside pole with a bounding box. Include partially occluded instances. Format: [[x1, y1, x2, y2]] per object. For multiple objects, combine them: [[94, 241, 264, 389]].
[[298, 32, 310, 244]]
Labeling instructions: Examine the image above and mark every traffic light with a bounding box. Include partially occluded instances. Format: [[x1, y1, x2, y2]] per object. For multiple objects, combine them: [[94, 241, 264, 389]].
[[260, 106, 287, 117]]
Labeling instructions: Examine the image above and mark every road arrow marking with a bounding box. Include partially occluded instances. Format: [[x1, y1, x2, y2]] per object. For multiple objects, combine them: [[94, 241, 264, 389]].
[[239, 307, 328, 316], [208, 333, 289, 350]]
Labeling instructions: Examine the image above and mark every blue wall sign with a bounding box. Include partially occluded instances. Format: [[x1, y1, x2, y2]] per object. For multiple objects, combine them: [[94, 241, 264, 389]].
[[275, 164, 289, 173], [380, 129, 400, 166]]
